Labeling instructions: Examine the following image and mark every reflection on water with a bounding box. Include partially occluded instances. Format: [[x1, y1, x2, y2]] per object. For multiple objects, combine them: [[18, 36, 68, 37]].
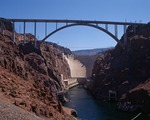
[[64, 85, 150, 120]]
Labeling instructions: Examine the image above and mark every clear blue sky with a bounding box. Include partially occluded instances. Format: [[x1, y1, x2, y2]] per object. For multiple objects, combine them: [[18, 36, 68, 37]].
[[0, 0, 150, 51]]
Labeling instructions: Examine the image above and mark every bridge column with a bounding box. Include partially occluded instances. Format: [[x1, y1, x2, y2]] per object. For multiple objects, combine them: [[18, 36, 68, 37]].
[[23, 21, 26, 44], [34, 21, 37, 48], [114, 25, 118, 38], [105, 24, 108, 31], [66, 22, 68, 26], [12, 21, 15, 43], [123, 25, 127, 47], [45, 22, 47, 37], [56, 22, 58, 30]]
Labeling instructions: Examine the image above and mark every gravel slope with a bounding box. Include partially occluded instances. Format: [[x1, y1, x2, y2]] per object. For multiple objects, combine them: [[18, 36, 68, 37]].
[[0, 95, 45, 120]]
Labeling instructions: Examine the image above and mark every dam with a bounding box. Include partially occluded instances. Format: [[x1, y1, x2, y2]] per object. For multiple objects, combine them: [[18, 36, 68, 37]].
[[56, 55, 87, 101], [63, 55, 87, 89]]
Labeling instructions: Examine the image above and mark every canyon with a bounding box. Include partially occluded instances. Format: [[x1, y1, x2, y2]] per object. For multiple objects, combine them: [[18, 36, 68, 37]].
[[0, 18, 150, 119]]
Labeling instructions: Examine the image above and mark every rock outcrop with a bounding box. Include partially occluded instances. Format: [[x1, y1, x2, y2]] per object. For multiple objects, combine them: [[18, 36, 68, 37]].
[[0, 19, 72, 119], [91, 23, 150, 112]]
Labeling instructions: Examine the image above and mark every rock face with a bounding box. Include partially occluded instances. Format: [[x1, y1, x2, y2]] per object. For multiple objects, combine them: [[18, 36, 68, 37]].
[[0, 18, 13, 31], [45, 42, 72, 55], [0, 20, 72, 119], [91, 23, 150, 112]]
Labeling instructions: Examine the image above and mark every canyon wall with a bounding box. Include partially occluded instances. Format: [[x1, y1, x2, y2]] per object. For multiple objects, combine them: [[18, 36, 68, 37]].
[[0, 19, 72, 119], [91, 23, 150, 112]]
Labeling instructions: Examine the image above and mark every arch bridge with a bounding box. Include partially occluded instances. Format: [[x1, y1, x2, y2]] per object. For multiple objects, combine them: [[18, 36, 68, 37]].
[[0, 18, 146, 49]]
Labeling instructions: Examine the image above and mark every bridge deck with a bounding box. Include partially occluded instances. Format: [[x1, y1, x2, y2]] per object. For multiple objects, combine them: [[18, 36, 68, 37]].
[[0, 18, 146, 25]]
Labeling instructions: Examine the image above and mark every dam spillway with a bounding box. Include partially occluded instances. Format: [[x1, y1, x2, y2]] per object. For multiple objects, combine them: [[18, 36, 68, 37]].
[[64, 55, 86, 78]]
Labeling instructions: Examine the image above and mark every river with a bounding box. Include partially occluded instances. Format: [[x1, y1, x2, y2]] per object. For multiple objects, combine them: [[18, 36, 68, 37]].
[[64, 85, 150, 120]]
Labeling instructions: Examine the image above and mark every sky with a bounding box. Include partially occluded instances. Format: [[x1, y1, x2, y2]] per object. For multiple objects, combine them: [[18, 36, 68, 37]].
[[0, 0, 150, 51]]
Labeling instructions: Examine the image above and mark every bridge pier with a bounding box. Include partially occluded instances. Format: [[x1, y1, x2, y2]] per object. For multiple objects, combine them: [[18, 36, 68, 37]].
[[56, 22, 58, 30], [115, 25, 118, 38], [23, 21, 26, 44], [12, 21, 15, 43], [45, 22, 47, 36], [123, 25, 127, 47], [66, 22, 68, 26], [34, 21, 37, 48], [105, 24, 108, 31]]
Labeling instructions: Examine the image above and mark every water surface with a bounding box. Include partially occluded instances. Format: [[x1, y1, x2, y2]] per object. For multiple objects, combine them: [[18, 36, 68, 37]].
[[64, 85, 150, 120]]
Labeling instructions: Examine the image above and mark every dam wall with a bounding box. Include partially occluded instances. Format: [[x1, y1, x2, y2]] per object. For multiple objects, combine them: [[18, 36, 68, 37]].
[[64, 55, 86, 78]]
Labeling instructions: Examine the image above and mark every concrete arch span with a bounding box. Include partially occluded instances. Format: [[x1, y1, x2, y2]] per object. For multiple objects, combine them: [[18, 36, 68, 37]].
[[40, 23, 124, 48]]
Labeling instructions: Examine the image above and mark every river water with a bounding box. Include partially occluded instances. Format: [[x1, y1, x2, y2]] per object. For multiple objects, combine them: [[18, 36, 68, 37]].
[[64, 85, 150, 120]]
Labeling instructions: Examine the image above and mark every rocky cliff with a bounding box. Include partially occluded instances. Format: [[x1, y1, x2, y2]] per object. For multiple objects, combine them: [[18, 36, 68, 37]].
[[91, 23, 150, 112], [0, 19, 73, 119]]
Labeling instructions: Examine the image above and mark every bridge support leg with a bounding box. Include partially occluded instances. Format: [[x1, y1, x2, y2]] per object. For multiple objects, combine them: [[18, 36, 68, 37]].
[[34, 21, 37, 48], [12, 22, 15, 43], [45, 22, 47, 37], [115, 25, 118, 38], [56, 22, 58, 30], [123, 25, 127, 47], [105, 24, 108, 31], [23, 21, 26, 44], [66, 22, 68, 26]]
